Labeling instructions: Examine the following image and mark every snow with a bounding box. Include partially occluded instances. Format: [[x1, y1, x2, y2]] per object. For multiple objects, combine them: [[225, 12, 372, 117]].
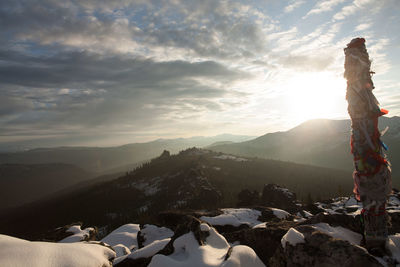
[[59, 225, 94, 243], [270, 208, 290, 219], [388, 196, 400, 206], [132, 177, 161, 196], [200, 208, 262, 227], [113, 244, 130, 257], [281, 228, 305, 249], [213, 155, 248, 162], [345, 196, 358, 207], [312, 223, 362, 245], [386, 234, 400, 263], [221, 245, 265, 267], [141, 224, 174, 247], [200, 223, 211, 232], [129, 238, 171, 260], [101, 224, 140, 250], [252, 222, 267, 229], [302, 210, 313, 218], [148, 227, 264, 267], [271, 185, 294, 198], [0, 234, 115, 267]]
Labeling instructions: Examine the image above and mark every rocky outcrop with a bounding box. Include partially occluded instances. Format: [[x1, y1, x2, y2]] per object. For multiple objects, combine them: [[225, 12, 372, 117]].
[[224, 220, 297, 265], [270, 225, 382, 267], [261, 184, 299, 212]]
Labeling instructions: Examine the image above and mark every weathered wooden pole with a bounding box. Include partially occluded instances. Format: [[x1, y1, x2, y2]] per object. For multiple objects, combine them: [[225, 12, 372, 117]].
[[344, 37, 392, 251]]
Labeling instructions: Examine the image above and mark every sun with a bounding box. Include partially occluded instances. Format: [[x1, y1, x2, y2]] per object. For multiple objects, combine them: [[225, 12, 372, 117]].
[[282, 71, 348, 125]]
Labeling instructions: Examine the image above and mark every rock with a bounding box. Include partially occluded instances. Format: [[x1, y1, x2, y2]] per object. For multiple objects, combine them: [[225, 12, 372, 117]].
[[237, 189, 260, 206], [269, 225, 382, 267], [115, 215, 208, 266], [42, 222, 97, 242], [224, 220, 297, 265], [299, 212, 362, 234], [159, 150, 170, 159], [261, 184, 298, 212], [255, 206, 293, 222], [302, 203, 325, 215]]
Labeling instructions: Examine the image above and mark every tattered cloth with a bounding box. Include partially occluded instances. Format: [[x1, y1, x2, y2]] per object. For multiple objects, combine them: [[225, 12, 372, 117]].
[[344, 37, 392, 243]]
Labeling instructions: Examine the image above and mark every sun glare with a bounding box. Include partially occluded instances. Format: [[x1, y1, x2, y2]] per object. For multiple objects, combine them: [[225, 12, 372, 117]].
[[282, 71, 347, 125]]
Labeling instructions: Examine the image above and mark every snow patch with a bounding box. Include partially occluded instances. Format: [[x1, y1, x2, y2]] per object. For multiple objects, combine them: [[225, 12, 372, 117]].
[[214, 155, 248, 162], [129, 238, 171, 260], [386, 234, 400, 263], [141, 224, 174, 247], [270, 208, 290, 219], [312, 223, 362, 245], [0, 234, 115, 267], [281, 228, 305, 249], [148, 227, 264, 267], [221, 245, 265, 267], [200, 223, 211, 232], [113, 244, 130, 257], [252, 222, 267, 229], [132, 177, 161, 196], [59, 225, 94, 243], [101, 224, 140, 250], [200, 208, 262, 227]]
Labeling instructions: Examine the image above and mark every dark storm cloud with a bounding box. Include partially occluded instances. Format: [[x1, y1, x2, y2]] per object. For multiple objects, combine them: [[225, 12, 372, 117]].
[[0, 49, 244, 88], [0, 48, 248, 135]]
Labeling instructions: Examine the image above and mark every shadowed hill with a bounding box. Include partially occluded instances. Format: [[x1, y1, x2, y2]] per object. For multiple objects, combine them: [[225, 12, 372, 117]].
[[0, 163, 94, 210], [0, 135, 255, 173], [0, 148, 352, 240], [209, 116, 400, 186]]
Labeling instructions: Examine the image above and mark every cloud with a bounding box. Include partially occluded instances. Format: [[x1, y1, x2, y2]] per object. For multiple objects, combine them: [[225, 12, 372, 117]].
[[0, 0, 271, 61], [0, 49, 250, 139], [303, 0, 346, 18], [279, 54, 335, 71], [284, 0, 306, 13], [333, 0, 375, 21], [354, 22, 372, 31]]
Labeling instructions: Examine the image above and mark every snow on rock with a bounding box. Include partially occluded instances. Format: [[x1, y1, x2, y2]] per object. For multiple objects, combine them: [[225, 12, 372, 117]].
[[200, 208, 262, 227], [344, 196, 358, 207], [0, 234, 115, 267], [213, 155, 248, 162], [221, 245, 265, 267], [387, 234, 400, 263], [59, 225, 95, 243], [200, 223, 211, 232], [113, 244, 130, 258], [101, 224, 140, 250], [141, 224, 174, 247], [131, 177, 161, 196], [252, 222, 267, 229], [130, 238, 171, 260], [312, 223, 362, 245], [281, 228, 305, 249], [148, 226, 264, 267], [270, 208, 290, 219]]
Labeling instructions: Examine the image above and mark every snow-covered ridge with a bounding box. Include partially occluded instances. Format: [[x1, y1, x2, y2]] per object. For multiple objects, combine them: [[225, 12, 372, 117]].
[[3, 185, 400, 266]]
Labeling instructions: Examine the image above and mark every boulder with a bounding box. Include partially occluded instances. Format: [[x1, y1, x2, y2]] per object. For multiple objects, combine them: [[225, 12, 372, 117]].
[[261, 184, 298, 212], [270, 225, 382, 267], [224, 220, 297, 265]]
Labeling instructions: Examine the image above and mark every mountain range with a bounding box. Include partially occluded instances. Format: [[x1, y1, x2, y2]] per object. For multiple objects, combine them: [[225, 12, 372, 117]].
[[0, 148, 352, 240], [1, 117, 398, 212], [208, 116, 400, 186]]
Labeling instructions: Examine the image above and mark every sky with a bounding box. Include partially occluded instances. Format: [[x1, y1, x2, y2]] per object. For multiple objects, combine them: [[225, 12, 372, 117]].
[[1, 0, 399, 150]]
